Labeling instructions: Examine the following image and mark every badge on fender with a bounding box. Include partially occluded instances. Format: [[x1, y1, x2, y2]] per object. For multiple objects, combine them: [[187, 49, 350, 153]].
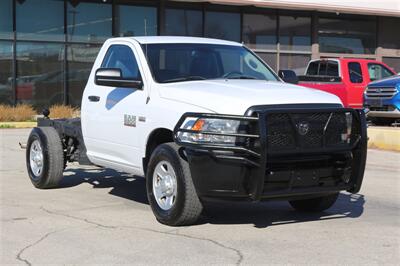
[[124, 114, 136, 127]]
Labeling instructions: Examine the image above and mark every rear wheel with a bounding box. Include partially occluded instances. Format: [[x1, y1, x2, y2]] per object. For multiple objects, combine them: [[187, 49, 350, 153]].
[[26, 127, 64, 189], [289, 193, 339, 212], [146, 143, 203, 226]]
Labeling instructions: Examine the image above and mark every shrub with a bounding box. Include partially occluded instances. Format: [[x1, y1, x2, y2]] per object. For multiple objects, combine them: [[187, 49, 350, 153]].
[[0, 104, 36, 122], [49, 105, 80, 119]]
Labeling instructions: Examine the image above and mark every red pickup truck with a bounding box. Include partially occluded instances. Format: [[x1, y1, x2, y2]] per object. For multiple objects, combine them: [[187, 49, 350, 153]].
[[296, 58, 395, 108]]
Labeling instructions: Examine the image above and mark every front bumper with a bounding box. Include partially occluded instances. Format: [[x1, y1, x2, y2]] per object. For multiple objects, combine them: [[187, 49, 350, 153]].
[[174, 106, 368, 201], [365, 109, 400, 118]]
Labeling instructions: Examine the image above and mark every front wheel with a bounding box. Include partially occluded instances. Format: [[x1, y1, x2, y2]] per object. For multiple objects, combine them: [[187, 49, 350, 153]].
[[146, 143, 203, 226], [289, 193, 339, 212], [26, 127, 64, 189]]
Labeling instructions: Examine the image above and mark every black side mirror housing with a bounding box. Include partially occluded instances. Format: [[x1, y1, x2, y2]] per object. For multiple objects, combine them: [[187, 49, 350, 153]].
[[278, 70, 299, 84], [95, 68, 143, 89]]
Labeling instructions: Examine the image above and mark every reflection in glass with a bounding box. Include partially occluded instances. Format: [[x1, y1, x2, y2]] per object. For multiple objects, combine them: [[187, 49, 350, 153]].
[[67, 44, 101, 106], [319, 18, 376, 54], [165, 9, 202, 37], [279, 16, 311, 52], [279, 54, 311, 75], [0, 41, 13, 105], [205, 11, 240, 42], [115, 5, 157, 37], [16, 42, 64, 110], [383, 57, 400, 73], [67, 0, 112, 43], [378, 17, 400, 50], [0, 0, 13, 39], [16, 0, 64, 41], [243, 13, 277, 50]]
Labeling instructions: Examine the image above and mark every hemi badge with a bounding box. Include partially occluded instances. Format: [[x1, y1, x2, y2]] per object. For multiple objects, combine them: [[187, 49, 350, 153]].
[[139, 116, 146, 122]]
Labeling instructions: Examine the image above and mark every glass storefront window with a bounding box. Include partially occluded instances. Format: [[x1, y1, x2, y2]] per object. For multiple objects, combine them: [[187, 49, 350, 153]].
[[279, 54, 310, 74], [67, 0, 112, 43], [67, 44, 101, 106], [318, 17, 376, 54], [0, 41, 13, 105], [279, 16, 311, 52], [16, 0, 64, 41], [16, 42, 64, 109], [0, 0, 13, 39], [257, 52, 277, 71], [243, 13, 277, 50], [383, 57, 400, 73], [165, 8, 202, 37], [205, 11, 240, 42], [379, 17, 400, 50], [115, 5, 157, 37]]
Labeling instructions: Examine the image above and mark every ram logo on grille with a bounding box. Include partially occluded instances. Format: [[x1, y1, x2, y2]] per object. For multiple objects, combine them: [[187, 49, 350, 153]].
[[296, 121, 310, 136]]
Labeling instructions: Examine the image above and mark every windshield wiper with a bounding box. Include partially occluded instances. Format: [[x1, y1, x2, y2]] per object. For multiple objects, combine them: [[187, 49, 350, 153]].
[[162, 76, 207, 83]]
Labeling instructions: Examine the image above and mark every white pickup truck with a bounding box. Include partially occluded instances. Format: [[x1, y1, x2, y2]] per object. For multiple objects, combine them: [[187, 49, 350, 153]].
[[26, 36, 367, 226]]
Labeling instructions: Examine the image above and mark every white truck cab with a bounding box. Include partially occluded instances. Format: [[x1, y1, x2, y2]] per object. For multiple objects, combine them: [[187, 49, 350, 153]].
[[26, 37, 367, 226]]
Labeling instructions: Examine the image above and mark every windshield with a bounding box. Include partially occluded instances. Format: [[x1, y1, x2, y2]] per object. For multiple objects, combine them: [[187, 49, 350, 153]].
[[144, 43, 279, 83]]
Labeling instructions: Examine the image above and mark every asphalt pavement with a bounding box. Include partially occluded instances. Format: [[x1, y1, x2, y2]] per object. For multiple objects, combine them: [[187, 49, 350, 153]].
[[1, 129, 399, 265]]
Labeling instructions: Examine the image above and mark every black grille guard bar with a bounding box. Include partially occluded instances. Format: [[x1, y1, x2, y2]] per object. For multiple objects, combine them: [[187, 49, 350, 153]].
[[173, 108, 367, 200]]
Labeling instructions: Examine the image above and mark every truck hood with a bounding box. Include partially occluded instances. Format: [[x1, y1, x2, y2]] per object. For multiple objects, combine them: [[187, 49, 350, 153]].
[[158, 79, 342, 115], [368, 75, 400, 87]]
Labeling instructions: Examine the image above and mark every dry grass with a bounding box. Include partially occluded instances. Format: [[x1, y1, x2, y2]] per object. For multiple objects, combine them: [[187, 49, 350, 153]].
[[0, 104, 80, 122], [0, 104, 36, 122], [49, 105, 80, 119]]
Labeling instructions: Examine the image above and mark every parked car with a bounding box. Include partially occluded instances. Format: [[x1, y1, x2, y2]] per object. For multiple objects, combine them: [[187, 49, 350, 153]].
[[364, 75, 400, 125], [25, 37, 367, 226], [295, 58, 395, 108]]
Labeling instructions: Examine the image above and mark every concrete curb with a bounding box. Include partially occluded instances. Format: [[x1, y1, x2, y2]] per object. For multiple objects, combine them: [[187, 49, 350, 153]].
[[368, 127, 400, 152]]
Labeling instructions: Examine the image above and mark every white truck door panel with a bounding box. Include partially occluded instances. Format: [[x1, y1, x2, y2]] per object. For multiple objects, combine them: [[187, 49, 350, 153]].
[[82, 41, 148, 173]]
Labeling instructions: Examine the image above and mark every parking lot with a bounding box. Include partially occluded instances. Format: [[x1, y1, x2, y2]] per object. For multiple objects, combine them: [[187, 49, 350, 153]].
[[1, 128, 399, 265]]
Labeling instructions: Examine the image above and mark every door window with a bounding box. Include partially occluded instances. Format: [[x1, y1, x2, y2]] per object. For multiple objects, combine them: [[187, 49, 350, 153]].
[[368, 63, 394, 81], [348, 62, 363, 83], [101, 45, 141, 79]]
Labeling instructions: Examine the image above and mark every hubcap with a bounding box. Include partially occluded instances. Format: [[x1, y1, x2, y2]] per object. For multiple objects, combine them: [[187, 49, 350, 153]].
[[29, 140, 43, 178], [153, 161, 177, 211]]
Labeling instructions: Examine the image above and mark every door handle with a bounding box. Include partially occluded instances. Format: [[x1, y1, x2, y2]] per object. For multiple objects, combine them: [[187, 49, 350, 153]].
[[88, 95, 100, 102]]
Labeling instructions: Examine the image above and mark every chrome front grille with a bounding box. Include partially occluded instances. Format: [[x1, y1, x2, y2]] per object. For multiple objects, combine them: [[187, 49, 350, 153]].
[[366, 87, 398, 99]]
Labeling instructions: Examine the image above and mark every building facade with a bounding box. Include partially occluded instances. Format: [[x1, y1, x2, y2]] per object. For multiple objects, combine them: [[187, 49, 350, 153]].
[[1, 0, 399, 109]]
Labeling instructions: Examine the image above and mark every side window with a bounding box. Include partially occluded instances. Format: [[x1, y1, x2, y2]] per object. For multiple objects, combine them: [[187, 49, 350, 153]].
[[101, 45, 141, 80], [368, 63, 393, 81], [348, 62, 363, 83]]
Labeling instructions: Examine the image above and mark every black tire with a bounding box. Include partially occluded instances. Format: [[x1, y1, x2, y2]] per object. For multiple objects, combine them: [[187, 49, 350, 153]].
[[146, 143, 203, 226], [26, 127, 64, 189], [289, 193, 339, 212]]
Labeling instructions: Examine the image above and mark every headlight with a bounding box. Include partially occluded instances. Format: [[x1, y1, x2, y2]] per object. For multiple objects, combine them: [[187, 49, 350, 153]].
[[176, 118, 241, 144]]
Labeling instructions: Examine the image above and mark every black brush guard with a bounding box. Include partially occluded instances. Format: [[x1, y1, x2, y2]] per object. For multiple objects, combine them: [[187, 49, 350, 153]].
[[173, 106, 367, 201]]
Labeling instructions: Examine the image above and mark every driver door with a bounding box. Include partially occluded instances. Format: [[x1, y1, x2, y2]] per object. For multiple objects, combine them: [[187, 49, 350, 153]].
[[83, 43, 148, 173]]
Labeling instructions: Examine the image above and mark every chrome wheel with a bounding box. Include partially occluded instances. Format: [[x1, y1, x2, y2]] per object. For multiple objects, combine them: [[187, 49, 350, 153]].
[[29, 140, 43, 178], [153, 160, 177, 211]]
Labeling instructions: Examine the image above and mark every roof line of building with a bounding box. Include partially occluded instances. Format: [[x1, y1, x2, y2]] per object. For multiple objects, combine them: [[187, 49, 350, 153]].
[[204, 0, 400, 17]]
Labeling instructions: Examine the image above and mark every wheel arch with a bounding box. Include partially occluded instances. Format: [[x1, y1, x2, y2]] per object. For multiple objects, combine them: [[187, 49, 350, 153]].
[[143, 127, 174, 174]]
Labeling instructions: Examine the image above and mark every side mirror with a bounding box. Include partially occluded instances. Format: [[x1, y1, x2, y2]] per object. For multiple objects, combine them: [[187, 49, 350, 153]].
[[95, 68, 143, 89], [278, 70, 299, 84]]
